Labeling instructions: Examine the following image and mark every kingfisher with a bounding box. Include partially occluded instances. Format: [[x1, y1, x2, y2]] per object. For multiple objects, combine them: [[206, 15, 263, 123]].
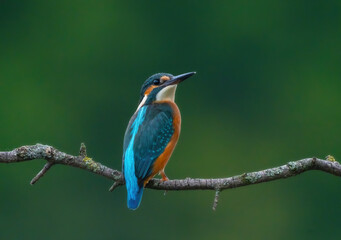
[[122, 71, 196, 210]]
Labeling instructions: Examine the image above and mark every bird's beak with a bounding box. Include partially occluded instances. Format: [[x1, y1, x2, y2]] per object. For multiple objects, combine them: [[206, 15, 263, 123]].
[[163, 72, 196, 87]]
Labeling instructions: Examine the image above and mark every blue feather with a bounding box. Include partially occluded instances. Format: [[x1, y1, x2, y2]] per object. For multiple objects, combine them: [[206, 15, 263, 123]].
[[133, 109, 174, 180], [122, 103, 175, 209], [124, 106, 147, 210], [127, 187, 143, 210]]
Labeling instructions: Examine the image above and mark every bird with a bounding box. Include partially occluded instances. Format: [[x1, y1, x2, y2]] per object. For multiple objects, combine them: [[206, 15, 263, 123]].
[[122, 71, 196, 210]]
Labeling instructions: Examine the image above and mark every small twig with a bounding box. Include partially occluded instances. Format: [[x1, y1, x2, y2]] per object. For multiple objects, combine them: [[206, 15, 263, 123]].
[[30, 162, 54, 185], [79, 143, 87, 157], [109, 181, 122, 192], [212, 189, 221, 211]]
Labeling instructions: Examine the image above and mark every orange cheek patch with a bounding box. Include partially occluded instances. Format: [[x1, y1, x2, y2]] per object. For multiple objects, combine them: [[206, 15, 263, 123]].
[[144, 85, 157, 95]]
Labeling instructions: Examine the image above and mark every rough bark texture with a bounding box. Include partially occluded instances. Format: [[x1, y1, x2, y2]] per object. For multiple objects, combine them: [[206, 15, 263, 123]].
[[1, 144, 340, 192], [2, 144, 340, 210]]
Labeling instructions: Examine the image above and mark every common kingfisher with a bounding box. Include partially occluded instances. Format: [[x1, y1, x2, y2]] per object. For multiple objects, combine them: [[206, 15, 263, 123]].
[[122, 71, 196, 210]]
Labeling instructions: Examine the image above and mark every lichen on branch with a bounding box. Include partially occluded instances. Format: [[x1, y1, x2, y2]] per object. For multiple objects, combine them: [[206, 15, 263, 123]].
[[0, 144, 340, 209]]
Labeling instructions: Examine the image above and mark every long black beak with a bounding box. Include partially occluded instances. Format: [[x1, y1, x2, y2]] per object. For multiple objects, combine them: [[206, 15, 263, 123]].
[[163, 72, 196, 87]]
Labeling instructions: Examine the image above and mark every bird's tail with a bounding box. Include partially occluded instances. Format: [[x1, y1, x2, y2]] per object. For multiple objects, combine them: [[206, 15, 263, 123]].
[[127, 185, 144, 210]]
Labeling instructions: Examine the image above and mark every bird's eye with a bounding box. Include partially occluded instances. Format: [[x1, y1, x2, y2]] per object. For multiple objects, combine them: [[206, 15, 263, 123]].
[[153, 79, 160, 85]]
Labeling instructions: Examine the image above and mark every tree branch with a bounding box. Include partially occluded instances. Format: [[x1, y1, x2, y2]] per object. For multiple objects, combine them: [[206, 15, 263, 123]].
[[0, 144, 340, 196]]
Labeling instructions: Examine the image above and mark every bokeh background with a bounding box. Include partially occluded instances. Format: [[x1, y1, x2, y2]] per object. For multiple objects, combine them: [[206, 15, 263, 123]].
[[1, 1, 341, 239]]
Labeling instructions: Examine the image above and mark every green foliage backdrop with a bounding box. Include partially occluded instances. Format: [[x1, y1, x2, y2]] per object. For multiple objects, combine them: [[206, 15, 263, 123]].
[[1, 1, 341, 239]]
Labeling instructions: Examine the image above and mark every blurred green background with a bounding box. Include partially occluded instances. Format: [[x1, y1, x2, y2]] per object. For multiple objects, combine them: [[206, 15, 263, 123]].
[[1, 1, 341, 239]]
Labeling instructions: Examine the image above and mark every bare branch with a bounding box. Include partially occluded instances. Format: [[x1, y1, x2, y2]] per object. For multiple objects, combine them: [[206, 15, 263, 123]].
[[0, 144, 340, 194], [109, 181, 121, 192], [30, 162, 54, 185], [212, 189, 220, 211], [0, 144, 123, 183], [79, 143, 87, 157]]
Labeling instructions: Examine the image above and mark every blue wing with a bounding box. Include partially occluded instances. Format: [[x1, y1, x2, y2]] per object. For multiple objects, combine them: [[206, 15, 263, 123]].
[[123, 103, 174, 182], [133, 104, 174, 182], [122, 103, 174, 209]]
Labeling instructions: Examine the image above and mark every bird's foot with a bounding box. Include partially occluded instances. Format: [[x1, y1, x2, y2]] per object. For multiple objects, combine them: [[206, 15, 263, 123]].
[[160, 170, 169, 182], [160, 171, 169, 196]]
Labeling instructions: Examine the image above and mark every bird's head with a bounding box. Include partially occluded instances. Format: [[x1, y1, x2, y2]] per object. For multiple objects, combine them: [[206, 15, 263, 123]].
[[137, 72, 196, 108]]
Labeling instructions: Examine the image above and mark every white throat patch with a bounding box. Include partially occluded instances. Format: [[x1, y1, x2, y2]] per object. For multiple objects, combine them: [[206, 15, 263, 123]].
[[136, 95, 147, 113], [156, 85, 177, 102], [136, 85, 177, 113]]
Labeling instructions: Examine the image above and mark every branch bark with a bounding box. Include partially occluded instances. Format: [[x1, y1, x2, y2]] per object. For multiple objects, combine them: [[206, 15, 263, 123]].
[[0, 144, 340, 194]]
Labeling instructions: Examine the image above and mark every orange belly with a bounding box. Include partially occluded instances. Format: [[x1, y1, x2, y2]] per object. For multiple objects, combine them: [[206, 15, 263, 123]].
[[143, 101, 181, 185]]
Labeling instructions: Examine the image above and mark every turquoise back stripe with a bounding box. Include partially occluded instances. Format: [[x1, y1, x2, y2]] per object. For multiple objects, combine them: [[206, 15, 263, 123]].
[[124, 106, 147, 202]]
